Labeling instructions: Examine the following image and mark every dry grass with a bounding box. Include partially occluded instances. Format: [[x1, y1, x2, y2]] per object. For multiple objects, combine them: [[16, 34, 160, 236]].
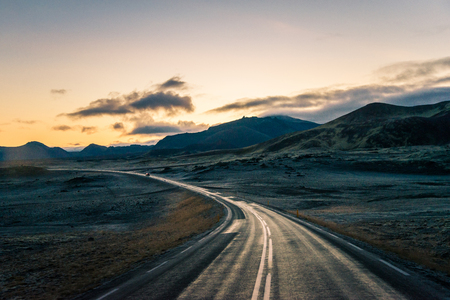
[[288, 210, 450, 276], [0, 193, 222, 299]]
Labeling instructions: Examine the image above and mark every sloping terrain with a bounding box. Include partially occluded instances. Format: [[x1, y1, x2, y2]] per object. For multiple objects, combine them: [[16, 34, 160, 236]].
[[249, 101, 450, 153], [152, 115, 319, 152], [0, 142, 71, 161], [0, 142, 154, 161], [77, 144, 154, 158]]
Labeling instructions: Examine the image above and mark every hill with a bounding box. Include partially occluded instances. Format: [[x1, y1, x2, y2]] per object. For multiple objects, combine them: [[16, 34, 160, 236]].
[[250, 101, 450, 153], [78, 144, 154, 158], [0, 142, 154, 161], [152, 115, 320, 152], [0, 142, 71, 161]]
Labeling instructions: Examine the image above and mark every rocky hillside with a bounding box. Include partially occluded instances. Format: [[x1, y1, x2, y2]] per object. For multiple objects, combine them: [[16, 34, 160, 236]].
[[250, 101, 450, 153]]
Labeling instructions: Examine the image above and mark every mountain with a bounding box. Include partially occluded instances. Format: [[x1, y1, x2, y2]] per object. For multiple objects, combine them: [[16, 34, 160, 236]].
[[250, 101, 450, 153], [0, 142, 154, 161], [152, 116, 320, 152], [77, 144, 154, 157], [0, 141, 72, 161]]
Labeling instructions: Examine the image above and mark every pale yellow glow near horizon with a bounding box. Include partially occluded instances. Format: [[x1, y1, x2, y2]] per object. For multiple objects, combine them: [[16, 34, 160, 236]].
[[1, 1, 449, 148]]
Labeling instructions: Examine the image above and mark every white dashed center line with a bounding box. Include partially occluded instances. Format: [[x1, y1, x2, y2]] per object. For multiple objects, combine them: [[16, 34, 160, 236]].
[[96, 288, 119, 300], [379, 259, 410, 276], [147, 261, 168, 273]]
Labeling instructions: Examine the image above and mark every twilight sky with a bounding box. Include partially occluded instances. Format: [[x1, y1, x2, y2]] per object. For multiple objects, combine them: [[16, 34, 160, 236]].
[[1, 1, 450, 149]]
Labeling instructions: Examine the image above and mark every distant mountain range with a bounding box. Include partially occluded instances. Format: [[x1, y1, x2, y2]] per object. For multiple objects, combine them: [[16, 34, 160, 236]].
[[249, 101, 450, 153], [0, 142, 154, 161], [2, 101, 449, 161], [153, 115, 320, 152]]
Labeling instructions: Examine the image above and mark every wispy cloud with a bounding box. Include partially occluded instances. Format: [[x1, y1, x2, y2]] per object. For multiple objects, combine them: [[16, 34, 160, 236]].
[[375, 56, 450, 83], [14, 119, 38, 124], [51, 89, 67, 95], [81, 126, 97, 134], [61, 77, 194, 119], [156, 76, 187, 91], [52, 125, 72, 131], [129, 125, 182, 135], [208, 56, 450, 123], [128, 120, 208, 136]]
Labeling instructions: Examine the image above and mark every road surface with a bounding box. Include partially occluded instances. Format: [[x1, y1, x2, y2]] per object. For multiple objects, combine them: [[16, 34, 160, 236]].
[[75, 171, 449, 300]]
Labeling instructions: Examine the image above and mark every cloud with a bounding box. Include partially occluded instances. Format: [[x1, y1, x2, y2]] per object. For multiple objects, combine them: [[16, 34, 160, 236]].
[[64, 98, 132, 118], [128, 119, 208, 136], [81, 126, 97, 134], [384, 87, 450, 107], [14, 119, 38, 124], [207, 56, 450, 123], [129, 92, 194, 115], [376, 56, 450, 83], [129, 125, 182, 135], [208, 85, 406, 115], [176, 120, 208, 131], [61, 77, 194, 119], [52, 125, 72, 131], [51, 89, 67, 95], [156, 76, 187, 91], [111, 122, 125, 131]]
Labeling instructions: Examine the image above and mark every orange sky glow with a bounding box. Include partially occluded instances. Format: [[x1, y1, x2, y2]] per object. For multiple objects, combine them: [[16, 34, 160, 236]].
[[1, 1, 450, 149]]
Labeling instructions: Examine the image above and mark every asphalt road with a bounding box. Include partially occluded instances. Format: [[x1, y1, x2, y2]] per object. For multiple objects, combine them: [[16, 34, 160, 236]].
[[75, 171, 449, 300]]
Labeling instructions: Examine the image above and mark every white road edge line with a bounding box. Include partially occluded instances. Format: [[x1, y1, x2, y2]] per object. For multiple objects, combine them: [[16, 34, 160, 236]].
[[96, 288, 119, 300], [347, 242, 363, 251], [263, 273, 271, 300], [378, 259, 410, 276], [251, 212, 268, 300], [147, 261, 168, 273]]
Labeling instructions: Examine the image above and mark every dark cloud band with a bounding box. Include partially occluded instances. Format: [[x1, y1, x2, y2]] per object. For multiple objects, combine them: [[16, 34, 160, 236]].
[[61, 77, 194, 119]]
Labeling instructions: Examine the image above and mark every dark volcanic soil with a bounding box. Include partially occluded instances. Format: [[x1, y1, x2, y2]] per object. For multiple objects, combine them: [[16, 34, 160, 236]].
[[0, 170, 183, 234], [140, 145, 450, 281], [0, 167, 222, 299]]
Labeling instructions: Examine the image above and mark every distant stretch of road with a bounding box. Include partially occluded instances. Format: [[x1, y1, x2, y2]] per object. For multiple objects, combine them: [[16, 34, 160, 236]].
[[75, 170, 448, 300]]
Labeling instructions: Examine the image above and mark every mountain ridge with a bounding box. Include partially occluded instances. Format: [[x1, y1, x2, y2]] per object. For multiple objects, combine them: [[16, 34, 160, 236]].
[[248, 101, 450, 153], [153, 115, 320, 152]]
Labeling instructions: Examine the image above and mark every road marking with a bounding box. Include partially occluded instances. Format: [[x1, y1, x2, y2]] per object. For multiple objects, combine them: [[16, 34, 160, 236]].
[[267, 226, 271, 237], [96, 288, 119, 300], [147, 261, 168, 273], [180, 246, 192, 254], [251, 212, 268, 300], [347, 242, 362, 251], [268, 238, 273, 269], [378, 259, 410, 276], [262, 219, 267, 226], [263, 273, 272, 300]]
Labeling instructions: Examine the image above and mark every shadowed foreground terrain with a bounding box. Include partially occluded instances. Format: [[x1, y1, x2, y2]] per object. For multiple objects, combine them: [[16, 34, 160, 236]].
[[141, 145, 450, 284], [0, 167, 222, 299]]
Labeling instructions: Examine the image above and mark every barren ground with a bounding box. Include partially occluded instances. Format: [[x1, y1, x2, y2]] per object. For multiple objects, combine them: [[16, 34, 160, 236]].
[[139, 145, 450, 284], [0, 167, 222, 299], [1, 145, 449, 297]]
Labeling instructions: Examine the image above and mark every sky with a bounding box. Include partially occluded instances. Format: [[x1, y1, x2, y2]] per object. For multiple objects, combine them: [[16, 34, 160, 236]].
[[1, 0, 450, 149]]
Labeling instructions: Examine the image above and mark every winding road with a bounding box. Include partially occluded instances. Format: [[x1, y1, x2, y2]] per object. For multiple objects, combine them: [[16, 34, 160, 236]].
[[76, 171, 448, 300]]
